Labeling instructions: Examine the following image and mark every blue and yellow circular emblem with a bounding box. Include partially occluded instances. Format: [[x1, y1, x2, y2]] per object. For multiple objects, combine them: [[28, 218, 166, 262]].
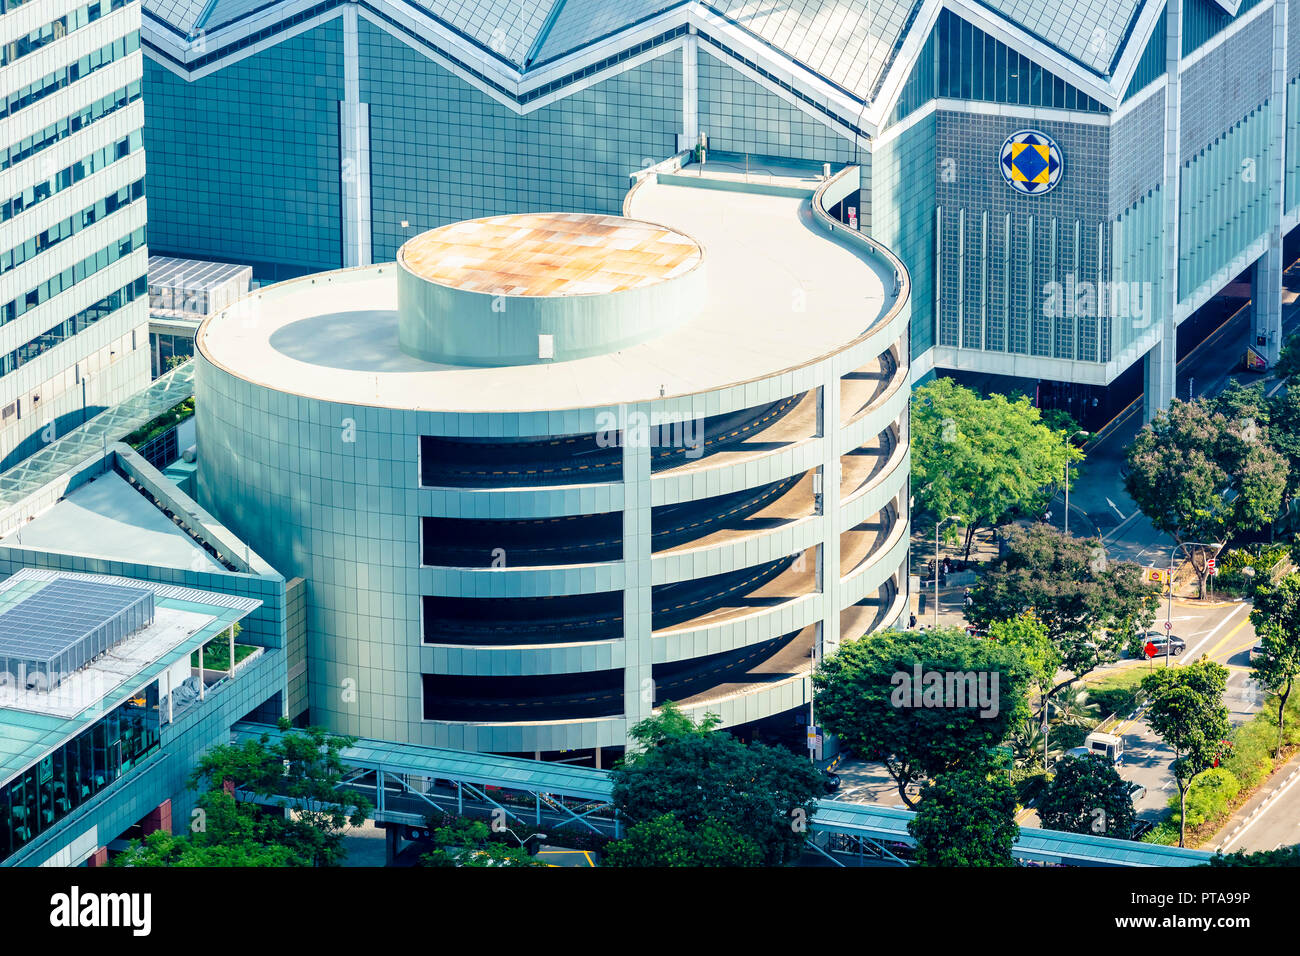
[[999, 129, 1063, 195]]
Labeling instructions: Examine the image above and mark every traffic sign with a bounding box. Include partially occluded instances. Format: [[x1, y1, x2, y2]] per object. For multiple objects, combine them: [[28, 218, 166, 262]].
[[1206, 557, 1217, 575], [1144, 641, 1158, 659], [1164, 620, 1173, 631]]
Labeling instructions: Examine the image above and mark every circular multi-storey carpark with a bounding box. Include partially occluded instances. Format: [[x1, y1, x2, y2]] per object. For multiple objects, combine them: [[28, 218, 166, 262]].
[[194, 161, 911, 764]]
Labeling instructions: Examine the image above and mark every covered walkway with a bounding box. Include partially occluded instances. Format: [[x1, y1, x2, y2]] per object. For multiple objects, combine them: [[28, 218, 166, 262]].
[[234, 723, 1214, 866]]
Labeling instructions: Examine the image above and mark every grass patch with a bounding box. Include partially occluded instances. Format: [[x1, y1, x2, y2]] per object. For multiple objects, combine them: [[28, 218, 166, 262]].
[[1084, 667, 1147, 721], [192, 642, 258, 672], [125, 398, 194, 449]]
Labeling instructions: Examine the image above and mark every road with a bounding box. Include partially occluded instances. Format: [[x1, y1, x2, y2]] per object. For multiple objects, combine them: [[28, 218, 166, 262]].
[[1048, 261, 1300, 565], [1215, 752, 1300, 854], [1098, 599, 1260, 826]]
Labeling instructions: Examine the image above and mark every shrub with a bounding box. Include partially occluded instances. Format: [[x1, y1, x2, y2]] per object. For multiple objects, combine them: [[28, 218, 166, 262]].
[[1170, 768, 1240, 829], [1011, 767, 1048, 804], [1224, 719, 1276, 790], [1140, 820, 1181, 845]]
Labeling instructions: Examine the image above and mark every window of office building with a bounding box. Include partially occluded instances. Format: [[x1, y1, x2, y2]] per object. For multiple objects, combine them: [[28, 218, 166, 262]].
[[0, 686, 159, 861]]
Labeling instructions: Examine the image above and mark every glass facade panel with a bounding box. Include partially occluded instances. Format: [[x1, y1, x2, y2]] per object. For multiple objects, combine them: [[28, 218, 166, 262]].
[[0, 687, 160, 861]]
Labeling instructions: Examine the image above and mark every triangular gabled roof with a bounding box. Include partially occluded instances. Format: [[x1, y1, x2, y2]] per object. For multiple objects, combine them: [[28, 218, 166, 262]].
[[141, 0, 1272, 137]]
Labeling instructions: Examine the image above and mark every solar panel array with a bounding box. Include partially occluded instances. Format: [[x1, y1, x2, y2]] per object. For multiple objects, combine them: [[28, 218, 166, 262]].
[[0, 580, 155, 693]]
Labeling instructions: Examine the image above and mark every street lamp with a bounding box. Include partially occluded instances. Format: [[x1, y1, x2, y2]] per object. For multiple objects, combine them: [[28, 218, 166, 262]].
[[1163, 540, 1222, 667], [935, 514, 963, 628], [1063, 430, 1089, 537], [500, 828, 547, 851]]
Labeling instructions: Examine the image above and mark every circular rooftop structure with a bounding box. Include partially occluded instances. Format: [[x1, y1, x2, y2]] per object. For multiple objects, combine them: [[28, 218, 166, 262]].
[[195, 172, 913, 758], [398, 212, 703, 296], [395, 212, 706, 366], [197, 196, 894, 411]]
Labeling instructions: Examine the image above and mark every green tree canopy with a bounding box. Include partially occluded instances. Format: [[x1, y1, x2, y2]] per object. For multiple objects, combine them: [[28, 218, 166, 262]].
[[1037, 753, 1136, 840], [1274, 332, 1300, 384], [985, 612, 1060, 701], [966, 523, 1161, 711], [1210, 844, 1300, 866], [812, 627, 1030, 808], [603, 813, 762, 867], [114, 789, 308, 867], [612, 702, 822, 866], [187, 719, 371, 867], [1125, 398, 1288, 596], [1267, 389, 1300, 503], [115, 827, 301, 867], [418, 819, 547, 867], [1142, 659, 1232, 847], [908, 769, 1020, 867], [1248, 573, 1300, 754], [911, 378, 1082, 558]]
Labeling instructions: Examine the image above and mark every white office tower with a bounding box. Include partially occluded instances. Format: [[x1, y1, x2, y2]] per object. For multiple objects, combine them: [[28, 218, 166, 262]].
[[0, 0, 148, 470]]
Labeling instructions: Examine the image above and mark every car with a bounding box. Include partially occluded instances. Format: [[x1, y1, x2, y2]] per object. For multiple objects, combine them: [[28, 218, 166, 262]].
[[1250, 640, 1271, 663], [1137, 630, 1186, 657], [822, 773, 841, 794]]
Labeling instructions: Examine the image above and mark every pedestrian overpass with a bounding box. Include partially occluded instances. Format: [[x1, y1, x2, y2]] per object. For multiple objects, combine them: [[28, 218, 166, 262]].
[[233, 722, 1215, 867]]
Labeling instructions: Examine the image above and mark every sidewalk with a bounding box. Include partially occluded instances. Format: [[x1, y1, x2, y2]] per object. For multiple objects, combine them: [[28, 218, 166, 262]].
[[907, 523, 1000, 630]]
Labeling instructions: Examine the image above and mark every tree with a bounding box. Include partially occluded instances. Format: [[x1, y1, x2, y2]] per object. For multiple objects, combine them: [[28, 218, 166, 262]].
[[114, 788, 312, 867], [1142, 659, 1232, 847], [624, 700, 721, 747], [114, 827, 300, 867], [1268, 389, 1300, 503], [1248, 574, 1300, 754], [986, 613, 1060, 703], [1210, 844, 1300, 866], [612, 702, 823, 866], [911, 378, 1082, 559], [1211, 379, 1271, 428], [1274, 332, 1300, 384], [967, 523, 1161, 714], [1038, 753, 1136, 839], [603, 813, 762, 867], [1038, 407, 1082, 436], [908, 769, 1019, 866], [813, 627, 1030, 808], [418, 819, 547, 867], [188, 718, 372, 867], [1125, 398, 1288, 597]]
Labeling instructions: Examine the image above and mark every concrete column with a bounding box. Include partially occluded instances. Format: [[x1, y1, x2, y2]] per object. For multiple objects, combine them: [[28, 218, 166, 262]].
[[622, 403, 654, 742], [142, 799, 172, 836], [385, 825, 398, 865], [818, 373, 843, 655], [1256, 0, 1289, 366], [1148, 0, 1183, 420], [681, 32, 699, 152], [340, 5, 372, 267]]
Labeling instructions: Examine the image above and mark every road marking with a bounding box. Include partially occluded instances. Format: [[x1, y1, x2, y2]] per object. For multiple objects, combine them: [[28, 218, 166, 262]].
[[1105, 497, 1127, 521], [1199, 613, 1252, 662], [1182, 603, 1248, 661], [1220, 762, 1300, 851]]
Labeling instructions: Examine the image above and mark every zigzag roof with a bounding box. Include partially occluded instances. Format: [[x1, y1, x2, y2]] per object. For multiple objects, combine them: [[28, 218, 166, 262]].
[[139, 0, 1266, 132]]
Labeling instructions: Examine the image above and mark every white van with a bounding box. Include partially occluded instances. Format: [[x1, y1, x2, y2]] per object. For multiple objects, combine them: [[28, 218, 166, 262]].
[[1064, 731, 1124, 765]]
